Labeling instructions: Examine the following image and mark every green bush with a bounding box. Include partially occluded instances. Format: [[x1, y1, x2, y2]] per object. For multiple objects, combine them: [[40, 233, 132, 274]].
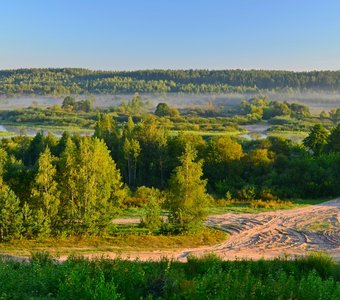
[[0, 253, 338, 299]]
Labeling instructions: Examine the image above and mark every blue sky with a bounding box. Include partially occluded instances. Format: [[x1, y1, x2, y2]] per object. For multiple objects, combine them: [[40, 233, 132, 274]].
[[1, 0, 340, 70]]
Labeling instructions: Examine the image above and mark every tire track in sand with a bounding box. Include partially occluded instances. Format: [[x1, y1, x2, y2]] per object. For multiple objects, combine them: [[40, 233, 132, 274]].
[[189, 198, 340, 261], [38, 198, 340, 262]]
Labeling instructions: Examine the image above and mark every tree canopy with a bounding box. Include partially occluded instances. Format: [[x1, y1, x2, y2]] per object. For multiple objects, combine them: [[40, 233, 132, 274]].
[[2, 68, 340, 95]]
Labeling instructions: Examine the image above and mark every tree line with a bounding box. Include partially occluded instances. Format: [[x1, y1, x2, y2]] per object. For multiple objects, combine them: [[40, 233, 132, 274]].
[[2, 68, 340, 95]]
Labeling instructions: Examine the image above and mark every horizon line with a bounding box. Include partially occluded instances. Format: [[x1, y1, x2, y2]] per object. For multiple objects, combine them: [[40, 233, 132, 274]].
[[1, 67, 340, 73]]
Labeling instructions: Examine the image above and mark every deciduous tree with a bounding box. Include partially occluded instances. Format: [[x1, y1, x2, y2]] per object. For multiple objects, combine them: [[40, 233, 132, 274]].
[[168, 145, 208, 232]]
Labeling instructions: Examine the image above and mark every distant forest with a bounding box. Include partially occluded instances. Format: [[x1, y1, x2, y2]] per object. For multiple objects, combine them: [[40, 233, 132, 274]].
[[1, 69, 340, 95]]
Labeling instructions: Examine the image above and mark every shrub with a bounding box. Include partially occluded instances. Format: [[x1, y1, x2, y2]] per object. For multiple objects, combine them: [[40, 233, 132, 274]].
[[126, 186, 164, 208], [141, 196, 163, 231], [250, 199, 293, 209], [238, 185, 256, 201]]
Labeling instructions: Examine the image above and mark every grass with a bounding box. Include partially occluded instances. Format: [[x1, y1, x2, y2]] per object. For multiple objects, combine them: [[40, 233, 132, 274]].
[[0, 252, 338, 299], [267, 130, 308, 141], [0, 228, 227, 257], [169, 130, 240, 137], [117, 207, 147, 218], [118, 198, 330, 219], [290, 198, 331, 206], [307, 221, 332, 232], [0, 131, 16, 137], [208, 198, 330, 214], [1, 122, 94, 133], [295, 220, 335, 235]]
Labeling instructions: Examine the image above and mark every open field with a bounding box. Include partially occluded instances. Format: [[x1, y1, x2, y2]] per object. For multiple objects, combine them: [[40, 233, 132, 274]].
[[1, 199, 338, 262], [117, 198, 329, 218], [84, 198, 340, 262]]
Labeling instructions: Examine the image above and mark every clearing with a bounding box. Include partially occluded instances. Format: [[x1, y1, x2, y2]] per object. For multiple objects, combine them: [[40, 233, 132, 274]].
[[1, 198, 339, 262], [87, 198, 340, 262]]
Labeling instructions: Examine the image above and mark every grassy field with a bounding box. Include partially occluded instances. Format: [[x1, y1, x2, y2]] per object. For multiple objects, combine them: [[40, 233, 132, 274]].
[[0, 131, 16, 137], [267, 130, 309, 141], [0, 228, 227, 257], [207, 198, 329, 214], [169, 129, 240, 137], [0, 252, 338, 299], [118, 199, 329, 219], [0, 122, 94, 134]]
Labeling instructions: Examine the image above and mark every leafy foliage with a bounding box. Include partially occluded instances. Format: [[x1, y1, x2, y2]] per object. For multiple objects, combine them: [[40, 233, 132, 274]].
[[168, 145, 208, 232], [0, 254, 338, 299]]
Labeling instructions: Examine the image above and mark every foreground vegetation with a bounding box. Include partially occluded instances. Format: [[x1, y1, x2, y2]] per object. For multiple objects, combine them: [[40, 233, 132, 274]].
[[0, 252, 338, 299]]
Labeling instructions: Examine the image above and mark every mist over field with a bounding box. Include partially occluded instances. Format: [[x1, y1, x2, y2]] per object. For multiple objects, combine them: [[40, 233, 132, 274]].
[[0, 91, 339, 113]]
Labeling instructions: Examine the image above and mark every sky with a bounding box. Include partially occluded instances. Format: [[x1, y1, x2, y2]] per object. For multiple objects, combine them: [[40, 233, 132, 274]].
[[1, 0, 340, 71]]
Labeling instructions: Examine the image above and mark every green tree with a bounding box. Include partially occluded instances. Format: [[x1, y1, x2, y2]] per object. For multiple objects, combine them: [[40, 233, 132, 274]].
[[123, 138, 140, 187], [168, 145, 208, 232], [128, 93, 144, 114], [135, 115, 169, 187], [62, 96, 76, 110], [320, 110, 329, 119], [204, 136, 243, 192], [66, 138, 125, 234], [94, 113, 122, 163], [155, 103, 171, 116], [142, 196, 162, 231], [329, 108, 340, 122], [58, 137, 78, 230], [26, 132, 45, 165], [31, 147, 60, 237], [207, 136, 244, 163], [303, 124, 329, 156], [327, 124, 340, 153], [0, 185, 22, 241], [21, 202, 34, 238], [4, 155, 29, 202]]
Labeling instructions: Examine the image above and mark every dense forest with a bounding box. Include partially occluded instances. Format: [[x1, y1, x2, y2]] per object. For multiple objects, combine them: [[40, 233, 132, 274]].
[[1, 68, 340, 95], [0, 109, 339, 240]]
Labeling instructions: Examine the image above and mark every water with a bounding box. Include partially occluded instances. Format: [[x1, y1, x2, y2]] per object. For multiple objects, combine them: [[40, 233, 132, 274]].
[[240, 133, 267, 140], [239, 124, 269, 140]]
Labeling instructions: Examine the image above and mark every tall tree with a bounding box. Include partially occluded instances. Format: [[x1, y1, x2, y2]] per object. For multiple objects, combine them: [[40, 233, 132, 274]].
[[58, 137, 78, 229], [66, 138, 125, 234], [31, 147, 60, 237], [25, 132, 45, 165], [135, 116, 169, 187], [168, 145, 208, 232], [204, 136, 244, 194], [123, 138, 140, 187], [94, 113, 121, 162], [0, 185, 22, 241], [327, 124, 340, 153], [62, 96, 76, 110], [303, 124, 329, 156]]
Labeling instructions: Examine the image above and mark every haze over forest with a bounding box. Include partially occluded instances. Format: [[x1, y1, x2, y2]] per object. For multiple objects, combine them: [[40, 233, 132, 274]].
[[0, 68, 339, 113]]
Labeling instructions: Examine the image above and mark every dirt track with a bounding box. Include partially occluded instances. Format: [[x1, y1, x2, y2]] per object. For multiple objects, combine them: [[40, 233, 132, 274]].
[[3, 199, 339, 262], [200, 198, 340, 261], [104, 199, 340, 262]]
